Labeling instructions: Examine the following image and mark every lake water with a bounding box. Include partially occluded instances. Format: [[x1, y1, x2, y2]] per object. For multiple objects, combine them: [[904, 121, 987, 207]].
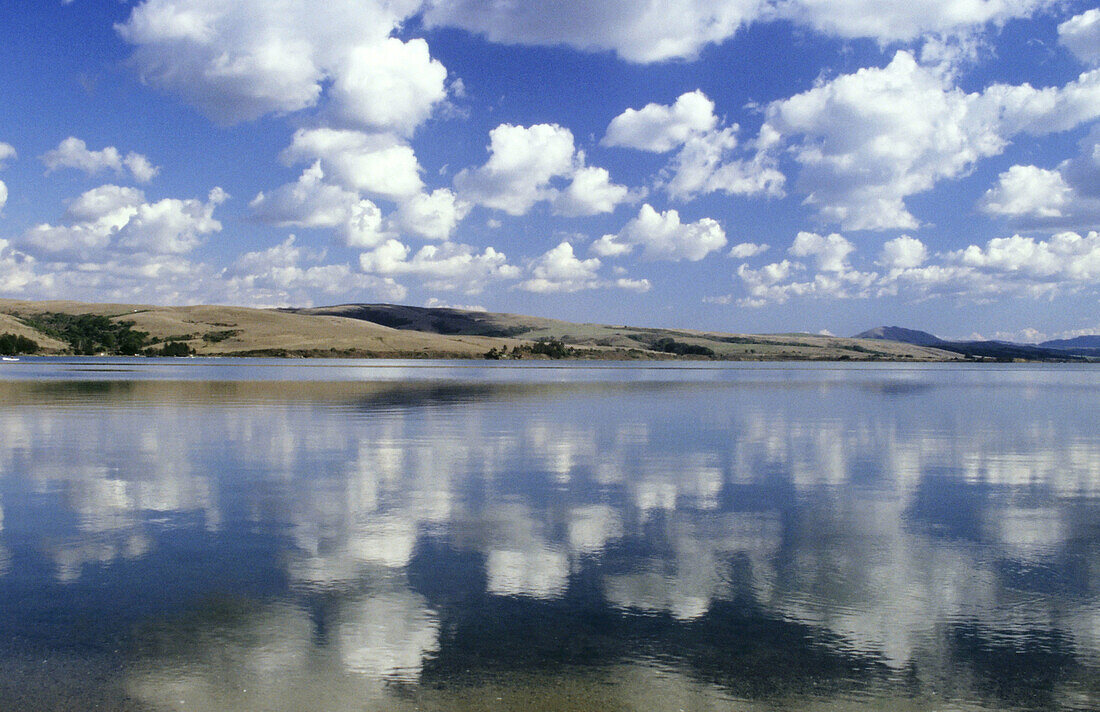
[[1, 358, 1099, 711]]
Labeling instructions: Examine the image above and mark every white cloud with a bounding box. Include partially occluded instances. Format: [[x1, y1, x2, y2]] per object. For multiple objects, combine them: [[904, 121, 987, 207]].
[[980, 165, 1073, 219], [736, 260, 877, 306], [596, 204, 726, 262], [590, 234, 634, 257], [789, 231, 855, 272], [124, 153, 160, 183], [778, 0, 1053, 43], [518, 241, 602, 293], [117, 0, 445, 133], [254, 165, 471, 246], [249, 162, 392, 248], [341, 201, 390, 248], [878, 235, 928, 270], [359, 239, 520, 293], [602, 90, 717, 152], [0, 143, 11, 213], [951, 232, 1100, 282], [665, 129, 784, 200], [41, 137, 160, 183], [424, 297, 486, 311], [1062, 125, 1100, 199], [422, 0, 762, 63], [454, 123, 577, 215], [615, 277, 651, 292], [553, 166, 631, 217], [728, 242, 769, 258], [735, 231, 878, 306], [760, 51, 1100, 230], [423, 0, 1053, 63], [282, 128, 423, 200], [21, 184, 224, 258], [978, 127, 1100, 229], [6, 222, 400, 308], [0, 239, 39, 293], [226, 235, 406, 305], [0, 142, 15, 169], [331, 38, 448, 136], [734, 230, 1100, 306], [605, 91, 783, 201], [251, 162, 365, 229], [1060, 9, 1100, 66], [395, 189, 470, 241]]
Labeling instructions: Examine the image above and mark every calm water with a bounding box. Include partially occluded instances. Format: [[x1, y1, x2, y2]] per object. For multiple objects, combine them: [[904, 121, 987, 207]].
[[1, 358, 1099, 711]]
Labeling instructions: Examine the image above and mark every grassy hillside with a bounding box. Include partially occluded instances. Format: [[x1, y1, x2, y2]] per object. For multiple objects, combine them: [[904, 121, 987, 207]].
[[288, 303, 961, 361], [0, 298, 962, 361]]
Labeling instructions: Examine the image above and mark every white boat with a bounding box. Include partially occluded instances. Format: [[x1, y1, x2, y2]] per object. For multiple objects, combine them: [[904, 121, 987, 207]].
[[1, 356, 18, 362]]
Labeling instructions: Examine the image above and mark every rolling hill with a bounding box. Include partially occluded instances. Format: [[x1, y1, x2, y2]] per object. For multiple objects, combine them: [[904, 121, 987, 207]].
[[854, 325, 1095, 361], [0, 298, 964, 361]]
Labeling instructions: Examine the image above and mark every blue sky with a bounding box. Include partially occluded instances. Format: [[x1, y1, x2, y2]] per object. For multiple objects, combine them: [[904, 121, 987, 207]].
[[1, 0, 1099, 340]]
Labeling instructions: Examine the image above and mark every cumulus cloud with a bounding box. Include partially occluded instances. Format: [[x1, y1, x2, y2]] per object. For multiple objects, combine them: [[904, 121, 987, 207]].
[[789, 231, 855, 272], [729, 242, 769, 258], [777, 0, 1053, 43], [980, 165, 1073, 219], [3, 187, 403, 305], [1060, 9, 1100, 66], [422, 0, 761, 63], [41, 137, 160, 183], [593, 204, 726, 262], [734, 229, 1100, 306], [518, 241, 602, 292], [282, 128, 423, 200], [21, 184, 225, 258], [0, 142, 12, 213], [249, 162, 391, 248], [760, 51, 1100, 230], [604, 91, 783, 201], [251, 162, 365, 229], [454, 123, 578, 215], [358, 239, 520, 293], [734, 230, 877, 305], [978, 127, 1100, 229], [330, 38, 447, 135], [951, 232, 1100, 283], [603, 91, 718, 152], [394, 189, 470, 241], [117, 0, 444, 134], [0, 239, 39, 293], [553, 166, 632, 217], [878, 235, 928, 270], [615, 277, 651, 292], [226, 235, 406, 305], [423, 0, 1053, 63], [255, 157, 471, 247]]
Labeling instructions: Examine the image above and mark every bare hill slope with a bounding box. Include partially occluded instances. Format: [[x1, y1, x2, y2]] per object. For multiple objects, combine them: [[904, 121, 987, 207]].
[[1, 298, 963, 360]]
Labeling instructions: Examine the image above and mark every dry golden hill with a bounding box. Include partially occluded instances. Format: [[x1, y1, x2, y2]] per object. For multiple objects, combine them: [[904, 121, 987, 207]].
[[0, 298, 962, 361]]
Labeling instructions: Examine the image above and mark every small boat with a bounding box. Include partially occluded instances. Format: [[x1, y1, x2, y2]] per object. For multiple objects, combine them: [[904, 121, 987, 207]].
[[1, 357, 18, 362]]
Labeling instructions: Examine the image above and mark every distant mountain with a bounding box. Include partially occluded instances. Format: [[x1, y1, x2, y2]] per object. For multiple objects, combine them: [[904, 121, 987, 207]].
[[855, 325, 1087, 362], [1040, 335, 1100, 349], [853, 326, 945, 347]]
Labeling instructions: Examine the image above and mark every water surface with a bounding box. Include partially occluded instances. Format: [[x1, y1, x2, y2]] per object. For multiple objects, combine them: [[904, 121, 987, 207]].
[[1, 358, 1099, 710]]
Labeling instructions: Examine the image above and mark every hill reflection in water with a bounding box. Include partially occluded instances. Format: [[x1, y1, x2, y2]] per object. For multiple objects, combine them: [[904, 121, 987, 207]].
[[0, 362, 1098, 710]]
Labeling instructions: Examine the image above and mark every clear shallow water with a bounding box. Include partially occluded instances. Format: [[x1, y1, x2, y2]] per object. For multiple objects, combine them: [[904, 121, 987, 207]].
[[1, 358, 1099, 711]]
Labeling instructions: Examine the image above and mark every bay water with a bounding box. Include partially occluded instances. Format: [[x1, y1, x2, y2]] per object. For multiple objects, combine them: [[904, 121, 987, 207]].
[[1, 359, 1098, 710]]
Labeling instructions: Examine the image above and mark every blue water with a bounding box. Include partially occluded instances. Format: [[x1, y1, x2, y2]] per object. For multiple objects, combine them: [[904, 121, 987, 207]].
[[1, 358, 1098, 710]]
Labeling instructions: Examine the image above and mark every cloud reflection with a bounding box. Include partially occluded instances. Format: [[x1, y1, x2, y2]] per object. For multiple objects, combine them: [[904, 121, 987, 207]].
[[0, 372, 1098, 709]]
